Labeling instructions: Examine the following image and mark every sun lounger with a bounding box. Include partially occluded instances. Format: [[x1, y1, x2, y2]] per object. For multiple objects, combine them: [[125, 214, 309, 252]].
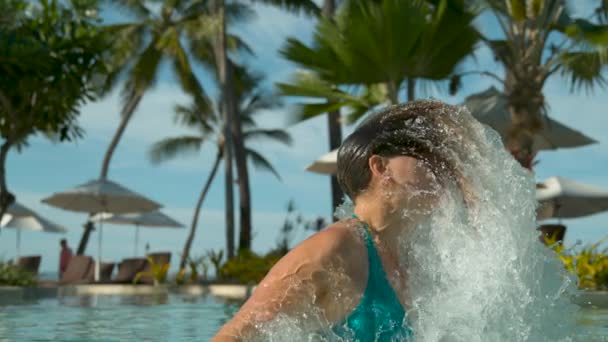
[[17, 255, 41, 275], [112, 258, 148, 284], [84, 262, 116, 282], [60, 255, 93, 284], [137, 252, 171, 285]]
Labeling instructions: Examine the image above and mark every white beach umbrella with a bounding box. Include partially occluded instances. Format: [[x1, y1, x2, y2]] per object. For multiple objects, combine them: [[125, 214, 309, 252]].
[[41, 179, 162, 281], [536, 176, 608, 219], [464, 87, 597, 151], [305, 149, 339, 175], [1, 202, 66, 258], [91, 211, 184, 256]]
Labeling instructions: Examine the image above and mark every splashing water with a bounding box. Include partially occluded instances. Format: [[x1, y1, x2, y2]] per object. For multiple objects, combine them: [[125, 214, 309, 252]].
[[394, 106, 580, 341], [255, 104, 580, 341]]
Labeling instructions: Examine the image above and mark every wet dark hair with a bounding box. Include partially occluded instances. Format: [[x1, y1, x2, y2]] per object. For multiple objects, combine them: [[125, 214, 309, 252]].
[[337, 100, 462, 202]]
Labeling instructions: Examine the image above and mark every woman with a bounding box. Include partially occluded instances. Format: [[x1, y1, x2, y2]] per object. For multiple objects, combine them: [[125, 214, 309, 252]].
[[213, 100, 469, 341]]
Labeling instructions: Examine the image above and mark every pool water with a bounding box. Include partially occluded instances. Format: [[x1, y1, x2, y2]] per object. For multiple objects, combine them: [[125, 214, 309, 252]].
[[0, 294, 606, 341], [0, 294, 240, 342]]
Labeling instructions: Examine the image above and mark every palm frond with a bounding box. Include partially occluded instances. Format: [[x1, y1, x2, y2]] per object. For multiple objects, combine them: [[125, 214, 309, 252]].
[[240, 114, 256, 129], [243, 129, 293, 146], [241, 91, 280, 117], [226, 2, 257, 24], [187, 36, 216, 70], [122, 35, 164, 108], [246, 148, 282, 181], [252, 0, 320, 17], [101, 23, 148, 95], [556, 15, 608, 47], [227, 34, 254, 56], [158, 27, 211, 113], [149, 135, 206, 164], [277, 72, 379, 122], [277, 71, 353, 101], [294, 101, 347, 121], [559, 50, 607, 92], [173, 103, 217, 132]]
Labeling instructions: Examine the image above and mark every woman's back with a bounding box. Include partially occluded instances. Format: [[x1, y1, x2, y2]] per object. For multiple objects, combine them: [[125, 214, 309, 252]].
[[212, 220, 411, 341], [331, 220, 412, 341]]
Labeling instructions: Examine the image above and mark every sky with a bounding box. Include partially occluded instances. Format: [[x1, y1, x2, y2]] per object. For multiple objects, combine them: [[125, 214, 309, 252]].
[[1, 1, 607, 274]]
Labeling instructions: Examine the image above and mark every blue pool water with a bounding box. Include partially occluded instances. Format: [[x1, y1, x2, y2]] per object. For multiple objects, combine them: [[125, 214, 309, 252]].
[[0, 294, 606, 341], [0, 294, 240, 341]]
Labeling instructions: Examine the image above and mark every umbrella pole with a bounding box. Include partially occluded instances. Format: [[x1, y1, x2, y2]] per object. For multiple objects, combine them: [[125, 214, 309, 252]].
[[96, 217, 103, 282], [16, 229, 20, 260], [134, 224, 139, 257]]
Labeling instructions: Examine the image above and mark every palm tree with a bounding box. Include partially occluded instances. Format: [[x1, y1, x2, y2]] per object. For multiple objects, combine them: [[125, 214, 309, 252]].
[[149, 66, 293, 271], [279, 0, 478, 111], [322, 0, 343, 221], [452, 0, 608, 168], [207, 0, 319, 254], [76, 0, 251, 254]]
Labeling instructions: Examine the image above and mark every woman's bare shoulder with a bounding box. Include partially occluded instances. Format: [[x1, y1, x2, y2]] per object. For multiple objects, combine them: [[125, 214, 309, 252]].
[[267, 219, 365, 277], [211, 219, 367, 340], [296, 219, 363, 258]]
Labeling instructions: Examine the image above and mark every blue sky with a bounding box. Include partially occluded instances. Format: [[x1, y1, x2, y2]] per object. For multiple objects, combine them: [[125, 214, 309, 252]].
[[1, 1, 607, 273]]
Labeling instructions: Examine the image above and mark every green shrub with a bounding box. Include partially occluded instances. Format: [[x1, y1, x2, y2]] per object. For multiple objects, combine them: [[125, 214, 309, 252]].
[[546, 235, 608, 290], [175, 256, 208, 285], [219, 250, 281, 284], [133, 256, 170, 286], [0, 261, 37, 286]]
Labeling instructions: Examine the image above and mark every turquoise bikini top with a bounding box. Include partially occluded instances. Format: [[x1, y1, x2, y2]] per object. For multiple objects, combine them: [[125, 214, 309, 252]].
[[332, 217, 412, 341]]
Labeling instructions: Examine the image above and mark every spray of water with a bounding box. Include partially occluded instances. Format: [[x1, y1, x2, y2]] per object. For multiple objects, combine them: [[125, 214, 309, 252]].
[[394, 106, 580, 341], [252, 103, 579, 341]]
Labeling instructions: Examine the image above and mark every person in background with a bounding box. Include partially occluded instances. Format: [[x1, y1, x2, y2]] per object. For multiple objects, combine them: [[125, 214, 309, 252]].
[[59, 239, 73, 278]]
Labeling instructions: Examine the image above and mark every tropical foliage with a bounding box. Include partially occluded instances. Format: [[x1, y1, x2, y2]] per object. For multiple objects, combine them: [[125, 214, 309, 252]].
[[219, 249, 281, 284], [0, 260, 37, 286], [133, 256, 170, 285], [278, 0, 479, 122], [452, 0, 608, 167], [0, 0, 107, 223], [546, 234, 608, 290], [208, 249, 225, 280], [175, 255, 208, 284]]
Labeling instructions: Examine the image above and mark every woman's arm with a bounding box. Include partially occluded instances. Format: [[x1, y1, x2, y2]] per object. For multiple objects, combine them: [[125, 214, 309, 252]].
[[211, 223, 363, 341]]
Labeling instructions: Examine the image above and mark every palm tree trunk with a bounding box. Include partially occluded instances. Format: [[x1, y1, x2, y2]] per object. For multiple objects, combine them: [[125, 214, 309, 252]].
[[100, 91, 145, 179], [214, 0, 236, 260], [223, 129, 235, 260], [227, 60, 253, 252], [505, 77, 544, 169], [323, 0, 343, 221], [179, 147, 223, 270], [76, 221, 94, 255], [407, 78, 416, 102], [76, 90, 145, 254], [327, 110, 342, 220], [0, 140, 15, 233]]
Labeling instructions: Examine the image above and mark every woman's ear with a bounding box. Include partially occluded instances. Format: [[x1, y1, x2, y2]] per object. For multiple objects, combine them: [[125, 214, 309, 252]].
[[368, 155, 388, 177]]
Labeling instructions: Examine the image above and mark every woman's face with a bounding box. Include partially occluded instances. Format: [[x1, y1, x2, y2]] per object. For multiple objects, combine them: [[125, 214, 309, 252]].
[[380, 155, 443, 213]]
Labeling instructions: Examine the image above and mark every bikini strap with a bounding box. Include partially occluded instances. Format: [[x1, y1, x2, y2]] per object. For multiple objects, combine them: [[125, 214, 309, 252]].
[[352, 215, 381, 272]]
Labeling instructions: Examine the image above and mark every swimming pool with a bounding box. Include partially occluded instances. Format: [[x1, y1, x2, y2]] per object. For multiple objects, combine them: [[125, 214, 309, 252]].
[[0, 294, 606, 341]]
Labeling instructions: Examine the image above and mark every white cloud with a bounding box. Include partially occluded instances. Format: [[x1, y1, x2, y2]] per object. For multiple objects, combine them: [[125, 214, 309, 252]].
[[80, 84, 195, 145]]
